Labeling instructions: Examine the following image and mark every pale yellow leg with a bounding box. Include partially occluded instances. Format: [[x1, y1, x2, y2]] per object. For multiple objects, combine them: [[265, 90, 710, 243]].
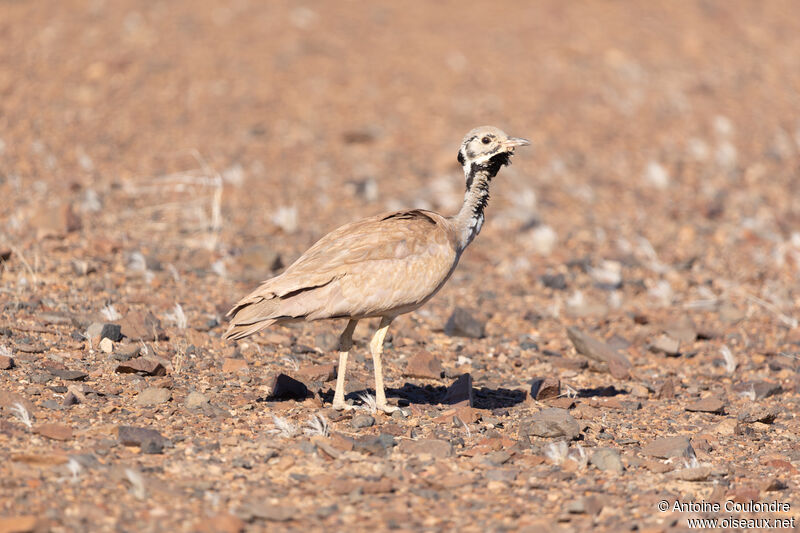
[[332, 319, 358, 411], [369, 316, 397, 414]]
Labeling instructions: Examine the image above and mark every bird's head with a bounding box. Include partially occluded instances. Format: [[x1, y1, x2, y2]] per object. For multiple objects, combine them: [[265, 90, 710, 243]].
[[457, 126, 530, 176]]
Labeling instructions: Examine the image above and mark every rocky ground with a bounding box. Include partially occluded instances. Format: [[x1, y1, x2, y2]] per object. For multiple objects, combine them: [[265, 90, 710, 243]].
[[2, 1, 800, 531]]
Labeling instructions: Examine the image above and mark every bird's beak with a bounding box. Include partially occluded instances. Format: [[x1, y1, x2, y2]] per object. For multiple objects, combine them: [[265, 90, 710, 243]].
[[504, 137, 531, 149]]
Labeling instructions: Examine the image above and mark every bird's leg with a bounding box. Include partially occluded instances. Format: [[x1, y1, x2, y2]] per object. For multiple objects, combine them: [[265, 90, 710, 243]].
[[332, 319, 358, 411], [369, 316, 397, 414]]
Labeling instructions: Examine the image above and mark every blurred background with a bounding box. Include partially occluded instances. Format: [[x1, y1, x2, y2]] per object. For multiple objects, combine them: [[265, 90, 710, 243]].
[[2, 1, 799, 529], [1, 0, 798, 338]]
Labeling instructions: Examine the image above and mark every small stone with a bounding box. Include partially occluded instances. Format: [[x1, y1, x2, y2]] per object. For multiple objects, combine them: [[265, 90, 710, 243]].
[[641, 436, 695, 459], [530, 377, 560, 400], [442, 373, 473, 406], [0, 516, 38, 533], [115, 358, 166, 376], [269, 374, 310, 400], [672, 466, 712, 482], [194, 513, 245, 533], [403, 350, 443, 379], [15, 343, 45, 354], [98, 337, 114, 353], [737, 404, 780, 424], [567, 496, 604, 516], [685, 397, 725, 414], [0, 354, 14, 369], [117, 425, 167, 450], [733, 380, 782, 399], [50, 369, 88, 381], [714, 418, 738, 436], [99, 323, 122, 342], [540, 273, 567, 290], [648, 334, 681, 356], [243, 503, 296, 522], [185, 391, 210, 409], [135, 387, 171, 407], [351, 414, 375, 429], [590, 448, 624, 474], [296, 363, 336, 382], [485, 469, 519, 483], [566, 327, 631, 378], [110, 344, 141, 362], [657, 378, 676, 399], [520, 408, 580, 440], [398, 438, 453, 458], [222, 358, 248, 373], [34, 423, 73, 441], [62, 391, 80, 406], [444, 307, 485, 338], [120, 311, 164, 341]]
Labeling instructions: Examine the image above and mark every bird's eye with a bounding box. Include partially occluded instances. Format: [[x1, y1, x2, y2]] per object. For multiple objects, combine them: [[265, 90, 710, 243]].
[[481, 136, 491, 144]]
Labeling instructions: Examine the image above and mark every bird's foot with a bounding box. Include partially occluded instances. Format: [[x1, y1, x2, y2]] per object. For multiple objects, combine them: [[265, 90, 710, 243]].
[[332, 401, 357, 411], [376, 403, 399, 414]]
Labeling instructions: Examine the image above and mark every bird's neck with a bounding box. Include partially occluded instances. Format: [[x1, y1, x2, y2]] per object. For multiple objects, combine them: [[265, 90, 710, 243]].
[[453, 157, 505, 250]]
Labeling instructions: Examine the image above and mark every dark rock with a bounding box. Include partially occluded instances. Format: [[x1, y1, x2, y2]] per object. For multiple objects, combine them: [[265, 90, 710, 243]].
[[442, 373, 473, 406], [444, 307, 485, 339], [540, 273, 567, 290], [62, 391, 81, 406], [115, 358, 166, 376], [117, 425, 167, 452], [530, 377, 560, 400], [520, 408, 580, 440], [641, 436, 695, 459], [737, 404, 780, 424], [566, 327, 631, 379], [403, 350, 443, 380], [99, 323, 122, 342], [685, 397, 725, 414], [590, 448, 624, 474], [352, 434, 396, 456], [269, 374, 310, 400], [51, 369, 88, 381], [351, 414, 375, 429], [110, 344, 141, 362]]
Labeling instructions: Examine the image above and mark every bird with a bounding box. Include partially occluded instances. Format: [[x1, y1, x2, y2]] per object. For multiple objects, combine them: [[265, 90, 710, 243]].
[[224, 126, 529, 413]]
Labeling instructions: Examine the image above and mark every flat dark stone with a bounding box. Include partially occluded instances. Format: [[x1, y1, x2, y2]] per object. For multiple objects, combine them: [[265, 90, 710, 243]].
[[51, 369, 88, 381]]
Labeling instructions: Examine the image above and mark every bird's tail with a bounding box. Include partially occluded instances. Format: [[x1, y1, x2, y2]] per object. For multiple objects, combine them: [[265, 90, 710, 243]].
[[222, 297, 280, 340]]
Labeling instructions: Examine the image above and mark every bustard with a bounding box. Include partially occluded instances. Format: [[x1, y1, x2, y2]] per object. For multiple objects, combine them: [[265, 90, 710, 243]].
[[224, 126, 529, 413]]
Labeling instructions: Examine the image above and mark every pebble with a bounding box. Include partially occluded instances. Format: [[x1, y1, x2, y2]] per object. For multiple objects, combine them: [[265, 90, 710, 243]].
[[117, 425, 168, 453], [656, 378, 676, 399], [185, 391, 210, 409], [442, 373, 473, 406], [269, 374, 310, 400], [566, 327, 631, 379], [399, 439, 453, 458], [485, 469, 519, 482], [672, 466, 712, 481], [351, 414, 375, 428], [444, 307, 485, 338], [99, 337, 114, 353], [733, 380, 782, 399], [540, 273, 567, 290], [135, 387, 172, 407], [50, 369, 88, 381], [685, 397, 725, 414], [110, 344, 141, 362], [737, 404, 780, 424], [530, 376, 560, 400], [648, 334, 681, 356], [120, 311, 164, 342], [519, 408, 580, 440], [115, 358, 166, 376], [34, 423, 73, 441], [0, 354, 14, 369], [403, 350, 443, 379], [589, 448, 624, 474], [641, 436, 695, 459], [297, 363, 336, 382], [222, 358, 248, 373]]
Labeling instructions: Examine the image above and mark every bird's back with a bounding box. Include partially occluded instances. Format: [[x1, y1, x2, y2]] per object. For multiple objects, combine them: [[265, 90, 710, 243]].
[[224, 209, 459, 339]]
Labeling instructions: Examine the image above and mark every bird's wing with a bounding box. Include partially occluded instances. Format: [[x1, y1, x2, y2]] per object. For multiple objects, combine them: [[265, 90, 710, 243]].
[[228, 210, 459, 321]]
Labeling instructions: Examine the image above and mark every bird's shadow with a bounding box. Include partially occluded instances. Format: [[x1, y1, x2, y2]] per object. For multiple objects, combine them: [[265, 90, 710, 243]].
[[318, 381, 526, 410]]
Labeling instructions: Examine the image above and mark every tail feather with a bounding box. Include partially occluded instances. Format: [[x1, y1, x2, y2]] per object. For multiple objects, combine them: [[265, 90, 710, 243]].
[[223, 297, 280, 340]]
